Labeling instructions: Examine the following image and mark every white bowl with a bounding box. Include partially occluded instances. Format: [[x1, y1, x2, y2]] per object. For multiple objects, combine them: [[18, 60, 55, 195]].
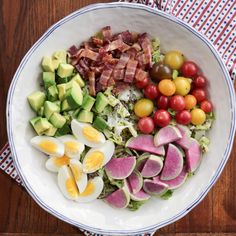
[[7, 2, 236, 235]]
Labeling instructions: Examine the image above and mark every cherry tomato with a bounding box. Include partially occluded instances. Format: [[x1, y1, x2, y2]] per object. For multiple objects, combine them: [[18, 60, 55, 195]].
[[150, 62, 172, 81], [193, 75, 207, 88], [191, 108, 206, 125], [169, 95, 185, 111], [191, 88, 207, 102], [200, 100, 213, 113], [174, 77, 191, 96], [157, 95, 169, 109], [153, 109, 171, 127], [134, 98, 154, 118], [158, 79, 176, 96], [176, 110, 192, 125], [181, 61, 198, 77], [135, 77, 149, 89], [184, 94, 197, 110], [144, 84, 160, 100], [164, 51, 184, 70], [138, 117, 155, 134]]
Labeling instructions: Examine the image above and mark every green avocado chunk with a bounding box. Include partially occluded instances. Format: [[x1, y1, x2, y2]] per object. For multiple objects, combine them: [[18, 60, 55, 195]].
[[27, 91, 46, 112], [82, 94, 95, 111], [77, 110, 94, 123], [43, 72, 56, 89], [49, 112, 66, 128], [44, 101, 60, 120], [57, 63, 74, 78], [94, 92, 109, 113], [93, 116, 108, 131]]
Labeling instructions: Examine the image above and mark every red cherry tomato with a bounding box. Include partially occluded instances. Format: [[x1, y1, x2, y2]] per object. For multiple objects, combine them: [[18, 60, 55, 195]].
[[176, 110, 192, 125], [153, 109, 171, 127], [135, 77, 149, 89], [191, 88, 207, 102], [157, 95, 169, 109], [200, 100, 213, 113], [193, 75, 207, 88], [138, 117, 155, 134], [169, 95, 185, 111], [144, 84, 159, 100], [181, 61, 198, 77]]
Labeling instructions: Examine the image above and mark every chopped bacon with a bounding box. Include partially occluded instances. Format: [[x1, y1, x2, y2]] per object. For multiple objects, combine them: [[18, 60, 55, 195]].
[[121, 30, 133, 45], [79, 49, 99, 61], [99, 65, 114, 86], [139, 33, 152, 67], [136, 52, 147, 69], [68, 45, 78, 56], [112, 69, 125, 81], [113, 82, 129, 95], [91, 37, 104, 47], [115, 53, 130, 69], [102, 26, 112, 40], [132, 43, 142, 51], [75, 64, 86, 79], [108, 77, 115, 87], [135, 68, 148, 81], [126, 48, 138, 60], [88, 71, 96, 96], [124, 59, 138, 83], [104, 39, 130, 52], [102, 54, 119, 65]]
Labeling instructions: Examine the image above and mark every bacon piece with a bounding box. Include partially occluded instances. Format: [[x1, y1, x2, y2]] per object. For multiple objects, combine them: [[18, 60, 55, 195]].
[[115, 53, 130, 69], [102, 26, 112, 40], [132, 43, 142, 51], [99, 65, 114, 86], [102, 54, 119, 65], [135, 68, 148, 81], [79, 49, 99, 61], [119, 43, 130, 52], [91, 37, 104, 47], [108, 77, 115, 87], [126, 48, 138, 60], [104, 38, 130, 52], [75, 64, 86, 79], [139, 33, 152, 67], [88, 71, 96, 96], [113, 82, 129, 95], [112, 69, 125, 81], [121, 30, 133, 44], [68, 45, 78, 56], [136, 52, 147, 69], [124, 59, 138, 83]]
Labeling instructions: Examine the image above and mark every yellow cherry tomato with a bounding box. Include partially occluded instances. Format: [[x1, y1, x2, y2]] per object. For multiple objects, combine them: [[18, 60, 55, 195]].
[[164, 51, 184, 70], [191, 108, 206, 125], [184, 95, 197, 110], [134, 98, 154, 118], [158, 79, 176, 96], [174, 77, 191, 96]]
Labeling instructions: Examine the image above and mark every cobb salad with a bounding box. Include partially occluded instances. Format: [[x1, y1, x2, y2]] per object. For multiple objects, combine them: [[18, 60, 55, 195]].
[[27, 26, 214, 210]]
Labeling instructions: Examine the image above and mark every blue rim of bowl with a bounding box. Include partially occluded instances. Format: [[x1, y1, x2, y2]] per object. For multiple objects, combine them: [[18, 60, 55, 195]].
[[6, 2, 236, 235]]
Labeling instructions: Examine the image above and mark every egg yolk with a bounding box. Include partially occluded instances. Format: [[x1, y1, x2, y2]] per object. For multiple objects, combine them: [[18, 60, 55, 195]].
[[66, 177, 79, 198], [53, 155, 70, 167], [84, 151, 104, 171], [79, 181, 95, 197], [39, 140, 57, 154], [64, 141, 80, 154], [70, 164, 82, 182], [82, 126, 100, 143]]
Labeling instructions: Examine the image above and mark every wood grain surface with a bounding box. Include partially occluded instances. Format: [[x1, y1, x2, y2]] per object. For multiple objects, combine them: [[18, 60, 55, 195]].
[[0, 1, 235, 235]]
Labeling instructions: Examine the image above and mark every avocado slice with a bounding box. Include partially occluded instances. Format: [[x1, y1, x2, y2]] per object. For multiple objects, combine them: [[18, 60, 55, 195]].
[[43, 72, 56, 89], [61, 99, 72, 112], [93, 116, 108, 131], [66, 81, 83, 109], [49, 112, 66, 128], [71, 73, 85, 87], [53, 100, 61, 108], [82, 94, 95, 111], [43, 123, 57, 136], [27, 91, 46, 112], [37, 106, 44, 117], [77, 110, 94, 123], [94, 92, 109, 113], [41, 56, 55, 72], [57, 76, 68, 84], [30, 117, 51, 135], [44, 101, 60, 120], [52, 50, 67, 70], [47, 85, 59, 102], [57, 84, 67, 101], [57, 63, 74, 78]]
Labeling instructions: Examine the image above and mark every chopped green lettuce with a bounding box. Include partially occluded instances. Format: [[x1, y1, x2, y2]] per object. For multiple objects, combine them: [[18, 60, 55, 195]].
[[160, 190, 173, 200], [199, 136, 210, 153], [172, 70, 179, 80], [127, 200, 147, 211], [151, 38, 164, 63]]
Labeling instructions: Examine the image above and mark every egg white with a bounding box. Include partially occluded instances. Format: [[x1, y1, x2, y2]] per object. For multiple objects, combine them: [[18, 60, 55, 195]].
[[31, 136, 64, 156], [45, 155, 70, 173], [82, 140, 115, 173], [71, 119, 105, 147]]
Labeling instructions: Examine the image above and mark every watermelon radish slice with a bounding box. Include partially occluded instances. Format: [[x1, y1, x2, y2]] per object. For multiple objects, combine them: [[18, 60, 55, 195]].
[[126, 171, 143, 194], [154, 125, 182, 147], [136, 155, 149, 172], [143, 179, 168, 196], [175, 125, 193, 150], [160, 144, 184, 180], [130, 189, 151, 201], [104, 188, 130, 208], [105, 156, 136, 179], [141, 155, 163, 178], [126, 135, 165, 156], [154, 167, 188, 189], [186, 138, 202, 172]]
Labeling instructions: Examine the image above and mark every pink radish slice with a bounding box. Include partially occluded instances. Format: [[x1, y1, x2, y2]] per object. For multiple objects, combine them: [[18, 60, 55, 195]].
[[143, 179, 168, 196], [175, 125, 193, 150], [141, 155, 163, 178], [126, 170, 143, 194]]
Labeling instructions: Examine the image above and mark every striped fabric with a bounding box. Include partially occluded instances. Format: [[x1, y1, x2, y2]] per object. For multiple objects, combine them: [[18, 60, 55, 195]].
[[0, 1, 235, 235]]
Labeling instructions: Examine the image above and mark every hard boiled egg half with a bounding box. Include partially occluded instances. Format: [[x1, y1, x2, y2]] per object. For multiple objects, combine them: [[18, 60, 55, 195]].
[[31, 136, 64, 156], [82, 140, 115, 173], [71, 119, 105, 147]]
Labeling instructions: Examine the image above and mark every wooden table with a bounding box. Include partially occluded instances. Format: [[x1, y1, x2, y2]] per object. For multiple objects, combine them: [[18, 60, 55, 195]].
[[0, 1, 235, 235]]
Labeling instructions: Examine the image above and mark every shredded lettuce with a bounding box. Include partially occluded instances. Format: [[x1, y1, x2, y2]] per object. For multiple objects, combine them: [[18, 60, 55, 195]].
[[117, 103, 130, 118], [152, 38, 164, 63], [172, 70, 179, 80], [160, 190, 173, 200], [190, 112, 215, 131], [127, 200, 147, 211], [199, 136, 210, 153], [168, 108, 176, 117]]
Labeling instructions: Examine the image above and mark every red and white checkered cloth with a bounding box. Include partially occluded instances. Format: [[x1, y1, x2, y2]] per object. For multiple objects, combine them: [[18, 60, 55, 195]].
[[0, 0, 235, 234]]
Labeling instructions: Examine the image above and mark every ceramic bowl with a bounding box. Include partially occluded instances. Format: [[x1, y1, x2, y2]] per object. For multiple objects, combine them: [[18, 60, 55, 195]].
[[7, 2, 236, 235]]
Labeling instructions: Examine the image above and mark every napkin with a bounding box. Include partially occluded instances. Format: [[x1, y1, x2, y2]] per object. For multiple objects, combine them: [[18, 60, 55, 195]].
[[0, 0, 235, 235]]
